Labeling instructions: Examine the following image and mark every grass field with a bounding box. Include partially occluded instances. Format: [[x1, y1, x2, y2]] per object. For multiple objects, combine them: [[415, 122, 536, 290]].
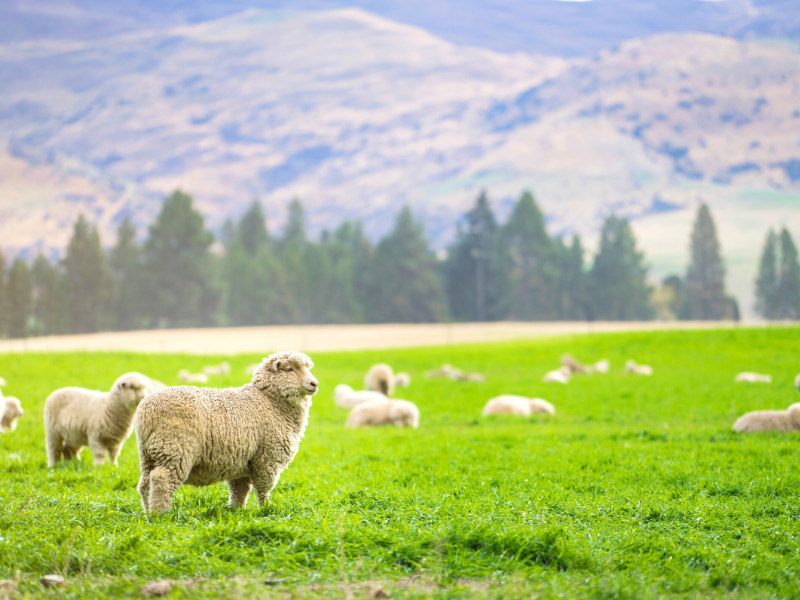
[[1, 327, 799, 599]]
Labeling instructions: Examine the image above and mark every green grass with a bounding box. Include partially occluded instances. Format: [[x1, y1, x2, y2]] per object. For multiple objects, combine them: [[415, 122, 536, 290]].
[[1, 327, 800, 599]]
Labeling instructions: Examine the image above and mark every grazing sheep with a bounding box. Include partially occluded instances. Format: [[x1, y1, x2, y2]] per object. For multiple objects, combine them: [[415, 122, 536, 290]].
[[178, 369, 209, 384], [543, 366, 570, 384], [425, 364, 459, 378], [333, 384, 388, 409], [1, 396, 24, 432], [594, 359, 610, 373], [482, 395, 555, 417], [735, 372, 772, 384], [364, 363, 395, 397], [561, 355, 592, 374], [135, 351, 318, 514], [345, 399, 419, 428], [203, 362, 231, 376], [395, 372, 411, 388], [733, 402, 800, 433], [625, 360, 653, 376], [44, 373, 150, 467]]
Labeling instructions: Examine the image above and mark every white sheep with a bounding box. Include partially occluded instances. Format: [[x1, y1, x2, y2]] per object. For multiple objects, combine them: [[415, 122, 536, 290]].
[[333, 384, 388, 409], [44, 372, 150, 467], [625, 360, 653, 376], [561, 355, 592, 374], [594, 359, 610, 373], [135, 351, 318, 514], [543, 366, 570, 384], [1, 396, 24, 432], [364, 363, 395, 397], [0, 376, 6, 387], [345, 399, 419, 428], [178, 369, 209, 384], [735, 372, 772, 384], [482, 395, 555, 417], [203, 362, 231, 376], [733, 402, 800, 433], [395, 372, 411, 388]]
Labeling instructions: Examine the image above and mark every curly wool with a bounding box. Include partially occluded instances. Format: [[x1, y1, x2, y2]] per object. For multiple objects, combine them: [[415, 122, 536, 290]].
[[44, 373, 150, 466], [733, 403, 800, 433], [135, 350, 318, 514], [364, 363, 395, 397], [1, 396, 24, 432], [482, 395, 555, 417], [345, 399, 419, 428]]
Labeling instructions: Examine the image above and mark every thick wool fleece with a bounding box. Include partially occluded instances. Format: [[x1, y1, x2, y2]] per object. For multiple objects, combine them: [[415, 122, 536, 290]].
[[364, 363, 395, 397], [1, 397, 24, 432], [345, 399, 419, 428], [44, 372, 150, 466], [482, 395, 555, 417], [733, 403, 800, 433], [135, 351, 318, 514]]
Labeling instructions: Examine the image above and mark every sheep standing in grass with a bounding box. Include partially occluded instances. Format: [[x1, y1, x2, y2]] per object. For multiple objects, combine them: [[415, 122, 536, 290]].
[[1, 396, 24, 432], [334, 384, 388, 409], [345, 399, 419, 428], [733, 403, 800, 433], [44, 373, 150, 467], [543, 366, 570, 384], [735, 372, 772, 383], [178, 370, 209, 384], [365, 363, 395, 397], [625, 360, 653, 376], [135, 351, 318, 514], [482, 395, 555, 417]]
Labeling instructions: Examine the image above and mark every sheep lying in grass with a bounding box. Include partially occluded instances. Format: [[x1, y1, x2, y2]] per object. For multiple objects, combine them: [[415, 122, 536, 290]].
[[425, 364, 457, 378], [395, 372, 411, 388], [482, 395, 555, 417], [345, 399, 419, 428], [625, 360, 653, 376], [136, 351, 318, 514], [203, 362, 230, 376], [543, 366, 570, 384], [1, 396, 24, 432], [178, 370, 209, 384], [561, 356, 592, 374], [333, 384, 388, 409], [735, 372, 772, 384], [365, 363, 395, 397], [44, 373, 150, 467], [594, 359, 610, 373], [733, 402, 800, 433]]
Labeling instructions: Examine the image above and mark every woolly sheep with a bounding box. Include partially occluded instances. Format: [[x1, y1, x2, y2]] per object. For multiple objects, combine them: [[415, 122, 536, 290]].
[[625, 360, 653, 376], [594, 359, 610, 373], [482, 395, 555, 417], [1, 396, 24, 432], [333, 384, 388, 409], [44, 372, 150, 467], [733, 402, 800, 433], [203, 362, 231, 376], [561, 355, 592, 374], [178, 369, 209, 384], [543, 366, 570, 384], [345, 399, 419, 428], [364, 363, 395, 397], [395, 372, 411, 388], [135, 350, 318, 514], [735, 372, 772, 384]]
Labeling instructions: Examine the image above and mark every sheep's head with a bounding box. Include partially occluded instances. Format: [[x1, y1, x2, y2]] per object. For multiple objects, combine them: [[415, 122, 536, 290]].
[[112, 372, 150, 409], [389, 401, 419, 428], [1, 397, 23, 431], [253, 351, 318, 400]]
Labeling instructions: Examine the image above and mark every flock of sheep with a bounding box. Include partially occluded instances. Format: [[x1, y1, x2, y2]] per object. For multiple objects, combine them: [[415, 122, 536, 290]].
[[1, 351, 799, 516]]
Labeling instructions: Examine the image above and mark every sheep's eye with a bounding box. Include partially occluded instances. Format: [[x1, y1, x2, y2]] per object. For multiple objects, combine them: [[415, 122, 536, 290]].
[[286, 366, 294, 372], [121, 383, 126, 388]]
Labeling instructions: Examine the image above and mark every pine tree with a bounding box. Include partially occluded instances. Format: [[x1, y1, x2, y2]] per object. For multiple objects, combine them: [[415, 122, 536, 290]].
[[276, 199, 313, 323], [0, 250, 7, 337], [239, 201, 270, 257], [6, 258, 32, 338], [776, 227, 800, 319], [685, 203, 728, 320], [31, 254, 66, 335], [589, 215, 654, 320], [109, 218, 143, 330], [142, 190, 220, 328], [754, 229, 779, 319], [555, 235, 588, 320], [366, 206, 447, 323], [445, 191, 509, 321], [62, 214, 111, 333]]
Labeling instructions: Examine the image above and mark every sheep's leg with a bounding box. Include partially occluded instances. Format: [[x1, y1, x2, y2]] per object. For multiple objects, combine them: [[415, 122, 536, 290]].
[[46, 430, 63, 467], [227, 477, 252, 509], [137, 465, 152, 513], [107, 445, 122, 466], [88, 437, 107, 466], [62, 445, 79, 461], [148, 466, 180, 515], [253, 471, 281, 507]]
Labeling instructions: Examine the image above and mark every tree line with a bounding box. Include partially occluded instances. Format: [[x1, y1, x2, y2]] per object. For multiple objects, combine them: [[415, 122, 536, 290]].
[[0, 189, 794, 338]]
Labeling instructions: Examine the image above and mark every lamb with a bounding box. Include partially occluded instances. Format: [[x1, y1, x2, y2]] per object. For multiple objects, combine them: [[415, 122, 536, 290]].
[[543, 366, 570, 384], [735, 372, 772, 384], [178, 369, 209, 384], [733, 402, 800, 433], [560, 355, 592, 374], [44, 372, 150, 467], [364, 363, 395, 397], [345, 399, 419, 428], [395, 372, 411, 388], [625, 360, 653, 376], [135, 350, 318, 514], [482, 395, 555, 417], [203, 362, 231, 376], [333, 384, 388, 409], [1, 396, 24, 432], [594, 359, 610, 373]]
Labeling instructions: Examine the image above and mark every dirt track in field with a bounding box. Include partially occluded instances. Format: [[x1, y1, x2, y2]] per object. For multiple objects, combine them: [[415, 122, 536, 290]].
[[0, 320, 771, 355]]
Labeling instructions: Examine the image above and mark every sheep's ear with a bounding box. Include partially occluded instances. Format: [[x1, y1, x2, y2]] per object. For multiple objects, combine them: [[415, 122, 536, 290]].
[[272, 359, 282, 372]]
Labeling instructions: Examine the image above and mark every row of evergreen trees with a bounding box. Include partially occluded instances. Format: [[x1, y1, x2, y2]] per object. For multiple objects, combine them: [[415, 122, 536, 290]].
[[0, 190, 790, 338]]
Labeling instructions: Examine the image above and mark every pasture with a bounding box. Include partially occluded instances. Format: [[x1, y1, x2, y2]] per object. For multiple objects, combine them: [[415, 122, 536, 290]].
[[0, 327, 799, 599]]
